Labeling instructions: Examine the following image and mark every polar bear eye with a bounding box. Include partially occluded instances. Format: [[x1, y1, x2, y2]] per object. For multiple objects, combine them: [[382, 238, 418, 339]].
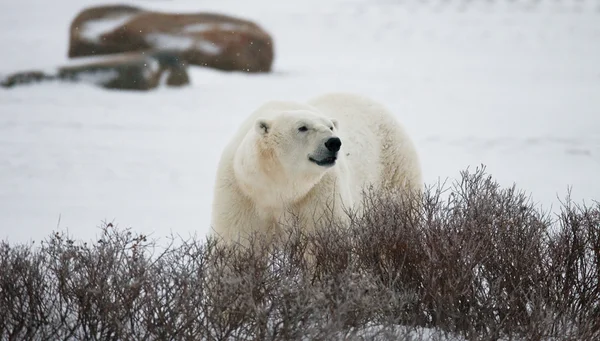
[[298, 126, 308, 132], [329, 126, 334, 131]]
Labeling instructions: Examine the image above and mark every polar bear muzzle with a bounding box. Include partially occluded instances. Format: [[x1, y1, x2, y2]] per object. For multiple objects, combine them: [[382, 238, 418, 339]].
[[309, 137, 342, 167]]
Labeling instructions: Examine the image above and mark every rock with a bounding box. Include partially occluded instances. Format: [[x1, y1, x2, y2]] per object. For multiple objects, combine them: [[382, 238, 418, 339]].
[[68, 5, 274, 73], [1, 50, 190, 91], [0, 71, 53, 88], [165, 67, 190, 87]]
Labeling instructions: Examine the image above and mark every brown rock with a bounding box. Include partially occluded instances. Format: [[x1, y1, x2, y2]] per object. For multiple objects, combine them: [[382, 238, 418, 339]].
[[1, 71, 52, 88], [1, 50, 190, 91], [69, 5, 274, 73], [59, 50, 190, 90], [165, 67, 190, 87]]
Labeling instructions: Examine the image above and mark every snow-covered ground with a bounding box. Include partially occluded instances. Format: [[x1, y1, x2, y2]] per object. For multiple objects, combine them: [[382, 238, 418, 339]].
[[1, 0, 599, 244]]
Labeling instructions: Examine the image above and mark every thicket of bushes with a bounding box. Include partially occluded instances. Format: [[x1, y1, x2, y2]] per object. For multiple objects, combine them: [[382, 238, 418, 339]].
[[1, 167, 598, 340]]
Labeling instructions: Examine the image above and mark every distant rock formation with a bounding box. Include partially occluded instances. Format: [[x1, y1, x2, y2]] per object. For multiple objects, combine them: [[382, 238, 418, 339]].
[[68, 5, 274, 73], [1, 50, 189, 91]]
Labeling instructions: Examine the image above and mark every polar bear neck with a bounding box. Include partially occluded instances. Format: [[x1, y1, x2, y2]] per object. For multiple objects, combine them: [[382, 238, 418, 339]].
[[233, 137, 326, 212]]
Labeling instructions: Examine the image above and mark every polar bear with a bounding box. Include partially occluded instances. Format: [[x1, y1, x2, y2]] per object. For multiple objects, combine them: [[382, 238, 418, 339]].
[[210, 92, 422, 245]]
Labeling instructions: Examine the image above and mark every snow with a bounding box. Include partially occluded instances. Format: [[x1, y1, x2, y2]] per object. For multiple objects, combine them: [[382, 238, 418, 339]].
[[145, 33, 196, 50], [195, 41, 223, 55], [0, 0, 599, 246], [70, 69, 120, 85], [145, 33, 223, 55], [142, 58, 160, 80], [183, 23, 215, 33], [183, 22, 242, 34], [79, 14, 136, 43], [354, 324, 467, 341]]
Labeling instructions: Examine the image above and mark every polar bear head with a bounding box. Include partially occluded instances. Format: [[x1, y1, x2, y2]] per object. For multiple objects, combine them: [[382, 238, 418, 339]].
[[254, 110, 341, 173], [233, 108, 341, 206]]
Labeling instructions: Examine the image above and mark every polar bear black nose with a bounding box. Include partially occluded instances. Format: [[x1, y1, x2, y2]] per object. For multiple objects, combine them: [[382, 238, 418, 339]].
[[325, 137, 342, 152]]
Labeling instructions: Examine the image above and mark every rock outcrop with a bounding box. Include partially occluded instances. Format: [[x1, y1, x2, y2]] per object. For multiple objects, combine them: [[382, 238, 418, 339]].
[[68, 5, 274, 73], [2, 50, 189, 91]]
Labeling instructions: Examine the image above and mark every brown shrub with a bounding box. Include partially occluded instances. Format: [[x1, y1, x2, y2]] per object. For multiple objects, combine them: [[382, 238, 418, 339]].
[[0, 166, 598, 340]]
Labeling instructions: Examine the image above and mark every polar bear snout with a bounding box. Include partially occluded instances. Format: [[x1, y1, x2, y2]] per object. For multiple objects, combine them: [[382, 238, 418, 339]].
[[308, 137, 341, 167], [325, 137, 342, 152]]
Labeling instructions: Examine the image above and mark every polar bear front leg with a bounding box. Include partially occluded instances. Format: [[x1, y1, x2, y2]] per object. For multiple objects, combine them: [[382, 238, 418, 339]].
[[293, 179, 355, 233], [211, 181, 264, 246]]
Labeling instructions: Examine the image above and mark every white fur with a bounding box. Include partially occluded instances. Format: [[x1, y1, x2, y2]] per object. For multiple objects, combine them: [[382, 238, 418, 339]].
[[210, 92, 422, 244]]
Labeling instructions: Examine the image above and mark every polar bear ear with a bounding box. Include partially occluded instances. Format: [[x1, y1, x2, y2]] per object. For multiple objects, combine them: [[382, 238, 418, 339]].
[[255, 118, 271, 135], [331, 118, 339, 130]]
